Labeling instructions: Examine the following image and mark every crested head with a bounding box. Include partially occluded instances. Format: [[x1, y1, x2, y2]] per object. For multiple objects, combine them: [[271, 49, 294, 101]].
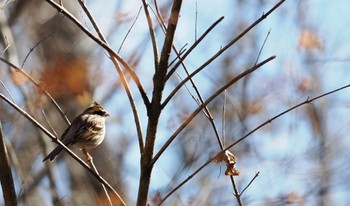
[[84, 101, 110, 117]]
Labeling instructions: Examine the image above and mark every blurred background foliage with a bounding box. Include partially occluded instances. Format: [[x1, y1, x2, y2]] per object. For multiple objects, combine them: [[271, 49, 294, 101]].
[[1, 0, 350, 205]]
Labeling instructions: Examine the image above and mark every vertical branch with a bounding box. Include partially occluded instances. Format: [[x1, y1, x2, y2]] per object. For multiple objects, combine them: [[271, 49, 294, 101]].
[[137, 1, 183, 205], [0, 121, 17, 206], [141, 0, 159, 69], [76, 0, 145, 154]]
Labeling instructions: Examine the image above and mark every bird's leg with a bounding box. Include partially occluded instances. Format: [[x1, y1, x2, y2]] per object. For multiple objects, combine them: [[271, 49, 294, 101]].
[[82, 147, 92, 162]]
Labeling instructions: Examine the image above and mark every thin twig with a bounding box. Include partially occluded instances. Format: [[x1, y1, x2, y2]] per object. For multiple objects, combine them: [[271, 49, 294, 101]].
[[153, 56, 276, 164], [76, 0, 144, 154], [21, 30, 56, 69], [141, 0, 159, 69], [0, 36, 10, 56], [195, 1, 198, 41], [163, 0, 286, 106], [0, 79, 16, 104], [163, 15, 244, 204], [254, 29, 270, 66], [41, 110, 58, 138], [167, 44, 187, 69], [118, 6, 142, 53], [225, 84, 350, 151], [0, 93, 126, 205], [158, 83, 350, 205], [240, 171, 260, 196], [45, 0, 150, 108], [88, 157, 113, 206], [222, 90, 227, 146], [165, 16, 224, 81], [0, 57, 70, 125], [152, 6, 243, 203], [231, 176, 242, 206]]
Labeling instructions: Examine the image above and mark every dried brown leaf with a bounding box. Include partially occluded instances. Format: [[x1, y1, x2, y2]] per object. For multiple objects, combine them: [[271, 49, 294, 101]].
[[213, 150, 239, 176]]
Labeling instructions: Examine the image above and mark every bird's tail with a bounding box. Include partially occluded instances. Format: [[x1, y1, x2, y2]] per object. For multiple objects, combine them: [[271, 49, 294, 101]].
[[43, 146, 63, 162]]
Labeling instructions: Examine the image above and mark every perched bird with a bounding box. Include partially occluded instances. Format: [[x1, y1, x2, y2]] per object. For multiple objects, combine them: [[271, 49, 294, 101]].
[[43, 101, 109, 161]]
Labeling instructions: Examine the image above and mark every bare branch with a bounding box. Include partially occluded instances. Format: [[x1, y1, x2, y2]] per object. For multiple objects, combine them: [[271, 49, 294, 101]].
[[87, 156, 113, 206], [158, 83, 350, 205], [0, 121, 17, 206], [21, 30, 56, 69], [153, 56, 276, 164], [254, 29, 270, 66], [225, 83, 350, 151], [163, 0, 286, 106], [0, 79, 16, 103], [165, 16, 224, 81], [76, 0, 145, 154], [0, 57, 70, 125], [45, 0, 150, 108], [0, 93, 126, 205], [142, 0, 159, 69], [240, 172, 260, 196], [118, 6, 142, 53]]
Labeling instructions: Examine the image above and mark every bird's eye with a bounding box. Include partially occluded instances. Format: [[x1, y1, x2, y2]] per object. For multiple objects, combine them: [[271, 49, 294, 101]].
[[94, 110, 106, 116]]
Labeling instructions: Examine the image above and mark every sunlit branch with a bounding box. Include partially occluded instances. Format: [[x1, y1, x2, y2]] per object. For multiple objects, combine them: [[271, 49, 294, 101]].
[[142, 0, 159, 70], [153, 56, 276, 165], [165, 16, 224, 81], [45, 0, 150, 108], [0, 93, 125, 205], [163, 0, 286, 107], [76, 0, 145, 154], [0, 57, 70, 125], [158, 83, 350, 205]]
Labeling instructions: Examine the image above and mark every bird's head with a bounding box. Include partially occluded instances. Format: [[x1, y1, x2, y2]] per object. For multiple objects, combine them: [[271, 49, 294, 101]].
[[84, 101, 110, 117]]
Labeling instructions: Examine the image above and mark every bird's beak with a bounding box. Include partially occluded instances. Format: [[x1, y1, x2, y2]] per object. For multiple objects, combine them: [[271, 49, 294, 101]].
[[104, 113, 110, 117]]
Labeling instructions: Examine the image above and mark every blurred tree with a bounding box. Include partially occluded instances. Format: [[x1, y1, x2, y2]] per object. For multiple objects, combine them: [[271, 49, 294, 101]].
[[1, 0, 350, 205]]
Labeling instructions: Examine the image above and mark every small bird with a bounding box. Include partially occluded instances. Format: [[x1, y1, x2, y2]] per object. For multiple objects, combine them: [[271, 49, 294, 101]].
[[43, 101, 109, 162]]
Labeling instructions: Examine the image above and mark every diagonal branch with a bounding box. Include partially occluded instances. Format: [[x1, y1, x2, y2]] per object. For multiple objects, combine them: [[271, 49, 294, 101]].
[[158, 83, 350, 205], [0, 93, 126, 206], [152, 55, 276, 164], [0, 56, 70, 125], [77, 0, 144, 153], [45, 0, 150, 108], [162, 0, 286, 107], [165, 16, 224, 80], [153, 4, 241, 202]]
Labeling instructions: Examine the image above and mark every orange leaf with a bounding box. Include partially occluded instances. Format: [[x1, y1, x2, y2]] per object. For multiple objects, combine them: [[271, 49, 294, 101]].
[[298, 29, 323, 52]]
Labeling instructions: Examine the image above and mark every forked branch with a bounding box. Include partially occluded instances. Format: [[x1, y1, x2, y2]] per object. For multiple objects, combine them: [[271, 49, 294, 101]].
[[77, 0, 144, 155], [153, 56, 276, 164], [162, 0, 286, 107], [157, 83, 350, 205]]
